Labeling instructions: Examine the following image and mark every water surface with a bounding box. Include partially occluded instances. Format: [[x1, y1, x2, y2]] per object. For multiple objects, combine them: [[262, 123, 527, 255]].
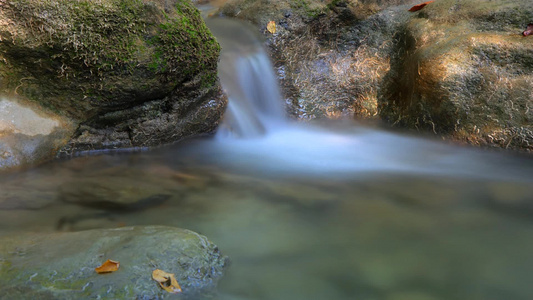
[[1, 13, 533, 300], [1, 127, 532, 300]]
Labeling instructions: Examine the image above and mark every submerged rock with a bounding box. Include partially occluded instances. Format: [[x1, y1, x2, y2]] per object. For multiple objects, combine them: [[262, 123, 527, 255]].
[[58, 170, 177, 211], [0, 0, 227, 170], [0, 226, 228, 299], [379, 0, 533, 152]]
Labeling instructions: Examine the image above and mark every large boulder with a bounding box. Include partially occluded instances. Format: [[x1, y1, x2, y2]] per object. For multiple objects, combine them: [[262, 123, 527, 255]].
[[0, 226, 228, 299], [0, 0, 227, 170], [379, 0, 533, 152]]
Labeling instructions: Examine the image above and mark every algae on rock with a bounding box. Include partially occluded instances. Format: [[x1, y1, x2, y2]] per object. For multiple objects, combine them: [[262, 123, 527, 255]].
[[0, 226, 228, 299]]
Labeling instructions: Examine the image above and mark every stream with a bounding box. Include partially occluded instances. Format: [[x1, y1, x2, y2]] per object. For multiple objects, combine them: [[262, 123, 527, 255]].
[[1, 14, 533, 300]]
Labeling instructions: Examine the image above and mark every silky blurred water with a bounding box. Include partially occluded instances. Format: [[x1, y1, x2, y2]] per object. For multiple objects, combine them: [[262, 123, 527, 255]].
[[1, 13, 533, 300], [0, 136, 533, 300]]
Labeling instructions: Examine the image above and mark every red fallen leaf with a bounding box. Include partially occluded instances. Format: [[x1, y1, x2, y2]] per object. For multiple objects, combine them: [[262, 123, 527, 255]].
[[523, 23, 533, 36], [409, 1, 435, 12]]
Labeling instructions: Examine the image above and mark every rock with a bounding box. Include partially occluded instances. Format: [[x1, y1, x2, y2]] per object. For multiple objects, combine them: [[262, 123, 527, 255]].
[[57, 163, 199, 211], [379, 0, 533, 152], [386, 291, 440, 300], [0, 97, 74, 171], [56, 212, 121, 232], [0, 226, 228, 299], [0, 0, 227, 170], [59, 174, 174, 211], [0, 185, 55, 210]]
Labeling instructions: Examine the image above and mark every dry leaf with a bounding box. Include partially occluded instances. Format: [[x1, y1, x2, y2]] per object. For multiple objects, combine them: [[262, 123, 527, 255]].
[[408, 1, 434, 12], [267, 21, 276, 34], [152, 269, 182, 294], [523, 23, 533, 36], [95, 259, 120, 273]]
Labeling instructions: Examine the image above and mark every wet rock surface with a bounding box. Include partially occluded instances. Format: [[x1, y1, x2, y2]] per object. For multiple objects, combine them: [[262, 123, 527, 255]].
[[0, 226, 228, 299], [0, 98, 74, 171]]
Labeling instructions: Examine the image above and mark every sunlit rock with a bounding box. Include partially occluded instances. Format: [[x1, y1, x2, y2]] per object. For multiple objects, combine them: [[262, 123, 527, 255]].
[[0, 226, 228, 299], [379, 0, 533, 152]]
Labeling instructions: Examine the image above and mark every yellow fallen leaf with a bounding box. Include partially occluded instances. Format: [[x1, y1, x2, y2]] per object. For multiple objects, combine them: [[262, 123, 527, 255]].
[[95, 259, 119, 274], [152, 269, 182, 293], [267, 21, 276, 34]]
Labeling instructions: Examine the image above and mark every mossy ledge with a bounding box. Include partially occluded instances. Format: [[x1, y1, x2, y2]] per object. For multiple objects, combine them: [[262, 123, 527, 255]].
[[0, 0, 226, 154]]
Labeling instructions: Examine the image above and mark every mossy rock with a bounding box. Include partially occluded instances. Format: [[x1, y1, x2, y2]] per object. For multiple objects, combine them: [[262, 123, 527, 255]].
[[0, 0, 226, 154], [0, 226, 228, 299], [379, 0, 533, 152]]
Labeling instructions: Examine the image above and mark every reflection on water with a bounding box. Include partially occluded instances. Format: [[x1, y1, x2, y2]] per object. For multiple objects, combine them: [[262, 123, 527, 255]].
[[1, 128, 533, 300]]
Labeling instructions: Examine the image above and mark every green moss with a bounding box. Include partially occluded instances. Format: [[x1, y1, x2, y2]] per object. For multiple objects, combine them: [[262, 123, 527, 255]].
[[290, 0, 327, 19], [5, 0, 148, 74], [150, 0, 220, 85], [0, 0, 221, 120]]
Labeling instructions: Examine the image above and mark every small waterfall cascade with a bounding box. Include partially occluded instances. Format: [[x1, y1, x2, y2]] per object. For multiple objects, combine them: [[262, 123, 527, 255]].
[[206, 18, 286, 138], [202, 16, 533, 181]]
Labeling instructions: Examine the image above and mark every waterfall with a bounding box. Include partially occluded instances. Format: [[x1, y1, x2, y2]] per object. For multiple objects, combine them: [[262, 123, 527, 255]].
[[206, 18, 285, 138], [201, 17, 533, 181]]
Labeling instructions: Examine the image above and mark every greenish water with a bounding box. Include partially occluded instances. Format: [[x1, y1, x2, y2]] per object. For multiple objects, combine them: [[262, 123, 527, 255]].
[[1, 132, 532, 300], [2, 10, 533, 300]]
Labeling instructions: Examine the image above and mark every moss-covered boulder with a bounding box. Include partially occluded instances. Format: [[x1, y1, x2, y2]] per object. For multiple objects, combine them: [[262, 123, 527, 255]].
[[0, 0, 226, 162], [379, 0, 533, 152], [0, 226, 228, 299]]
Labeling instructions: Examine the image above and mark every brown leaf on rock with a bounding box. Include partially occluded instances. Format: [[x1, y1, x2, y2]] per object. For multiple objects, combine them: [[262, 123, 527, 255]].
[[523, 23, 533, 36], [267, 21, 276, 34], [409, 1, 434, 12], [152, 269, 182, 293], [95, 259, 120, 273]]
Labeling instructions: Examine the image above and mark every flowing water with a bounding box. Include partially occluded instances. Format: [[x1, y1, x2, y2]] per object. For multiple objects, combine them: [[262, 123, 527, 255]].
[[1, 15, 533, 300]]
